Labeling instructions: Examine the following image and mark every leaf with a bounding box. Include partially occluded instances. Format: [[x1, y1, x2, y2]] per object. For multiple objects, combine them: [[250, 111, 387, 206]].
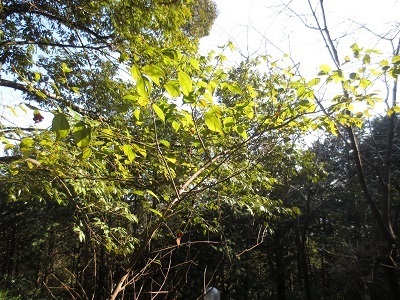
[[137, 76, 151, 98], [351, 43, 361, 58], [4, 144, 14, 151], [52, 113, 70, 141], [143, 64, 165, 85], [223, 116, 235, 128], [164, 81, 181, 97], [299, 99, 310, 107], [159, 140, 170, 147], [362, 54, 371, 65], [71, 86, 80, 94], [393, 55, 400, 64], [236, 126, 247, 139], [61, 62, 72, 73], [122, 144, 136, 162], [319, 64, 331, 74], [148, 208, 163, 217], [225, 83, 242, 94], [133, 109, 140, 120], [172, 120, 180, 132], [165, 157, 176, 164], [131, 65, 141, 79], [205, 112, 223, 134], [133, 143, 146, 157], [189, 58, 200, 70], [146, 190, 159, 200], [152, 103, 165, 122], [178, 71, 193, 96], [73, 121, 91, 148], [7, 105, 18, 117], [162, 49, 179, 60], [79, 147, 92, 159], [20, 137, 34, 149]]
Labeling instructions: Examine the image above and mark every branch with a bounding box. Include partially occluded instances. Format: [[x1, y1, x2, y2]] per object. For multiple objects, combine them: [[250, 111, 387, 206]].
[[0, 40, 110, 51], [0, 78, 98, 118], [3, 2, 114, 41]]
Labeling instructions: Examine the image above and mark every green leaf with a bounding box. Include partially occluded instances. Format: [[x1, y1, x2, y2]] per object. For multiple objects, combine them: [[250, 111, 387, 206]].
[[392, 55, 400, 64], [159, 140, 170, 147], [236, 126, 247, 139], [122, 144, 136, 162], [363, 54, 371, 65], [189, 58, 200, 70], [131, 65, 141, 80], [148, 208, 163, 217], [73, 121, 91, 148], [178, 71, 193, 96], [223, 116, 235, 128], [164, 81, 181, 97], [133, 109, 140, 120], [205, 112, 223, 134], [20, 137, 34, 149], [299, 99, 310, 107], [34, 72, 41, 81], [225, 83, 242, 94], [172, 120, 180, 132], [52, 113, 70, 141], [133, 143, 146, 157], [165, 157, 176, 164], [143, 64, 165, 85], [307, 77, 321, 87], [351, 43, 361, 58], [61, 62, 72, 73], [4, 144, 14, 151], [146, 190, 159, 200], [137, 76, 151, 98], [152, 103, 165, 122], [79, 147, 92, 159], [71, 86, 80, 94], [319, 64, 331, 74], [162, 49, 179, 60]]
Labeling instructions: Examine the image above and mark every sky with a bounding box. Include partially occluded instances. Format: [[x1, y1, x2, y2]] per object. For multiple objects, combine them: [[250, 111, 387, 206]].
[[200, 0, 400, 77]]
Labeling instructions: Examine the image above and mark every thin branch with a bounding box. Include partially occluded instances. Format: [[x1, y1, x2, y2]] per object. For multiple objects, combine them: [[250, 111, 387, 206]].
[[0, 78, 98, 118]]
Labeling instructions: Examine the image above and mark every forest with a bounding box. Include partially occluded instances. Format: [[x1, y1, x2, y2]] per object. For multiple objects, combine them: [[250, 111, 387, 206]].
[[1, 0, 400, 299]]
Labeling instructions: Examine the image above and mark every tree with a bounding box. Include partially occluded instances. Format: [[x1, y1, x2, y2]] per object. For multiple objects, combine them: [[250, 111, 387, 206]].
[[282, 0, 400, 298], [0, 2, 316, 297], [0, 0, 217, 116]]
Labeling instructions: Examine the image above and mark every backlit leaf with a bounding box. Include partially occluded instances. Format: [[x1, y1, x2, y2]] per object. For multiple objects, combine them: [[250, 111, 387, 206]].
[[205, 112, 223, 134], [178, 71, 193, 96], [52, 113, 70, 141], [122, 144, 136, 162], [164, 81, 181, 97], [152, 103, 165, 122], [73, 121, 91, 148]]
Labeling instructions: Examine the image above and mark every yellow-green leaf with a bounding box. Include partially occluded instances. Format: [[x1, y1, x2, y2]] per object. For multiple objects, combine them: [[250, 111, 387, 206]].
[[122, 144, 136, 162], [61, 62, 72, 73], [143, 64, 165, 85], [52, 113, 70, 141], [79, 147, 92, 159], [73, 121, 91, 148], [205, 112, 223, 134], [178, 71, 192, 96], [164, 81, 181, 97], [131, 65, 141, 80], [152, 103, 165, 122]]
